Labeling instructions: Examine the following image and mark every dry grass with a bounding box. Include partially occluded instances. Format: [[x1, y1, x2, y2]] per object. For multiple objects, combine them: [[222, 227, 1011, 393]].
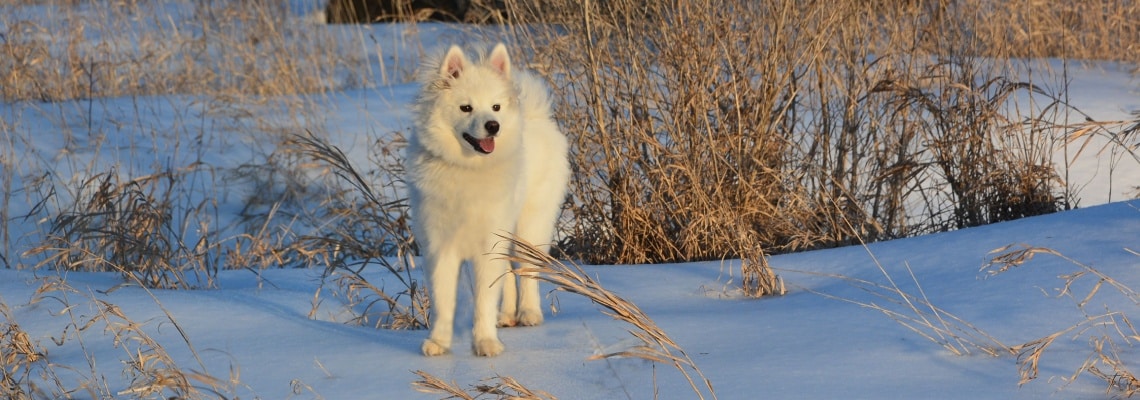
[[798, 261, 1010, 357], [955, 0, 1140, 64], [984, 243, 1139, 396], [413, 370, 556, 400], [23, 171, 221, 289], [2, 0, 385, 290], [0, 273, 240, 399], [503, 0, 1140, 299], [0, 0, 370, 102], [501, 234, 717, 400], [288, 132, 428, 329], [791, 202, 1009, 357], [1, 295, 58, 400]]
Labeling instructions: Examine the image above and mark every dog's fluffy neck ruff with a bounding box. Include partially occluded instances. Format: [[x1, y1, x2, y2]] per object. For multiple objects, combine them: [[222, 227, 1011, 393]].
[[409, 136, 523, 173]]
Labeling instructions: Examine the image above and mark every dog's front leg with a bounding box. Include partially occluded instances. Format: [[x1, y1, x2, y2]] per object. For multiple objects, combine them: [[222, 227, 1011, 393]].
[[422, 252, 460, 356], [471, 254, 507, 356]]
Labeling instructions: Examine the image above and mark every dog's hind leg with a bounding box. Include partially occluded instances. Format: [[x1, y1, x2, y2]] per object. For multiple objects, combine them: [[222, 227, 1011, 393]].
[[513, 210, 558, 327], [498, 272, 519, 327]]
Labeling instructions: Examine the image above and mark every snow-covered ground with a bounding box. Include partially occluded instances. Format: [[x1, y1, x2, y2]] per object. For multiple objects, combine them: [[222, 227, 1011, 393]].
[[3, 199, 1139, 399], [2, 5, 1139, 400]]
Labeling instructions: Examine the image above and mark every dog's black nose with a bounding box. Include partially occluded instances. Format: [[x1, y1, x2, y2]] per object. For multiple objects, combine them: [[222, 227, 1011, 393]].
[[484, 121, 500, 135]]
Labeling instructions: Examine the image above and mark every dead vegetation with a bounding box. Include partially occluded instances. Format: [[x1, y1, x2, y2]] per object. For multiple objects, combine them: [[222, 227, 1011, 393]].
[[2, 275, 238, 399], [501, 235, 718, 400], [504, 0, 1139, 299], [413, 370, 557, 400], [984, 243, 1140, 396]]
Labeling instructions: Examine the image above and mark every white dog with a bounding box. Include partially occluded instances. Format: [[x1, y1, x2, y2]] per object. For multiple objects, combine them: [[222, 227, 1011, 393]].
[[406, 43, 570, 357]]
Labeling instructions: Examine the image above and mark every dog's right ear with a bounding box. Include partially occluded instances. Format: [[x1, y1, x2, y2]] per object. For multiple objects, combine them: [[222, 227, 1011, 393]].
[[441, 45, 468, 79]]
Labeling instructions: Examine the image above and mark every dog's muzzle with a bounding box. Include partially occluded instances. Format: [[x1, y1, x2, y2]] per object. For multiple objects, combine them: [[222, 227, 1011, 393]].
[[462, 121, 499, 154]]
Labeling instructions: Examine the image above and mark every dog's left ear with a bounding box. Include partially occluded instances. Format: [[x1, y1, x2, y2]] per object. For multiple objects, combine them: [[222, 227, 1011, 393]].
[[488, 43, 511, 79]]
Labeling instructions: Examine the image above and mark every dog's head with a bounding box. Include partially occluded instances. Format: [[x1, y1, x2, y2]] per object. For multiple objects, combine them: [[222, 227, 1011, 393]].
[[416, 43, 523, 165]]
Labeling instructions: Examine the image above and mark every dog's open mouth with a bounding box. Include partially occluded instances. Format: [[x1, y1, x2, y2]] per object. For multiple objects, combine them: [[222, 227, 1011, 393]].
[[462, 133, 495, 154]]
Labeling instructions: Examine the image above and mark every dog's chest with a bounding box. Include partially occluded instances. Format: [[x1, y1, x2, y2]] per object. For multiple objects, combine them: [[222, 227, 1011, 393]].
[[412, 158, 524, 220]]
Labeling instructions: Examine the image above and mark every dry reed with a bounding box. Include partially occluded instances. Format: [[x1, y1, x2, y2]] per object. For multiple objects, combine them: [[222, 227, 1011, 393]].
[[984, 243, 1139, 396], [503, 0, 1139, 299]]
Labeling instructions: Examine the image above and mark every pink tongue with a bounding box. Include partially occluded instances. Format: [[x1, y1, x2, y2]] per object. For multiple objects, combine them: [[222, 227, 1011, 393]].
[[478, 137, 495, 153]]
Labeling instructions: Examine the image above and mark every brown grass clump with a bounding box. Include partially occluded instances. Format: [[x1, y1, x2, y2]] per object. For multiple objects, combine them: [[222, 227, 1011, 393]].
[[984, 244, 1139, 396], [24, 171, 220, 289]]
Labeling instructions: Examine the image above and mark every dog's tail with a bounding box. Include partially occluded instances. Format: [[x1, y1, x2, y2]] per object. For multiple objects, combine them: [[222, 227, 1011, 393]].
[[514, 70, 556, 121]]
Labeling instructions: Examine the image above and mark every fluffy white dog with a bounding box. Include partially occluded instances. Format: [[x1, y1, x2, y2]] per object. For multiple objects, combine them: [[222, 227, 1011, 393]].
[[406, 43, 570, 357]]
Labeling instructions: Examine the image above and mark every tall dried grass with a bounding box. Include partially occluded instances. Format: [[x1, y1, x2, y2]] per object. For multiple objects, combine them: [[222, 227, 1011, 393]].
[[24, 171, 222, 289], [955, 0, 1140, 64], [2, 0, 382, 289], [0, 0, 391, 283], [288, 132, 428, 330], [503, 0, 1139, 298], [0, 0, 369, 102]]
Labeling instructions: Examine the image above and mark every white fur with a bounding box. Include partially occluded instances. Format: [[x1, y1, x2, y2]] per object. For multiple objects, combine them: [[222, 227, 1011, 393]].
[[406, 43, 570, 357]]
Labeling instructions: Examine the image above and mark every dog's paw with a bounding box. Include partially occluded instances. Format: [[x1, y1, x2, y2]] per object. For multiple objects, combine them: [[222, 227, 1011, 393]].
[[497, 312, 518, 328], [517, 308, 544, 326], [473, 338, 504, 357], [421, 338, 450, 357]]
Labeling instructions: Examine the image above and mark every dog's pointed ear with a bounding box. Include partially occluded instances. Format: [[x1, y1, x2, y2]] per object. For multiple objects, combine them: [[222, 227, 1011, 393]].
[[488, 43, 511, 78], [441, 45, 467, 79]]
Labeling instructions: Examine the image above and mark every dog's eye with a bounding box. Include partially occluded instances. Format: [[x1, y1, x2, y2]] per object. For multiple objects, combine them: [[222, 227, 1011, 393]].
[[492, 104, 501, 112], [459, 105, 473, 113]]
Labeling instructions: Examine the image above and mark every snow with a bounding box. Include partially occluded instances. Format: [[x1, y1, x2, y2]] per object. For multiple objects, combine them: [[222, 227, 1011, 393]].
[[3, 201, 1139, 399], [2, 6, 1139, 400]]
